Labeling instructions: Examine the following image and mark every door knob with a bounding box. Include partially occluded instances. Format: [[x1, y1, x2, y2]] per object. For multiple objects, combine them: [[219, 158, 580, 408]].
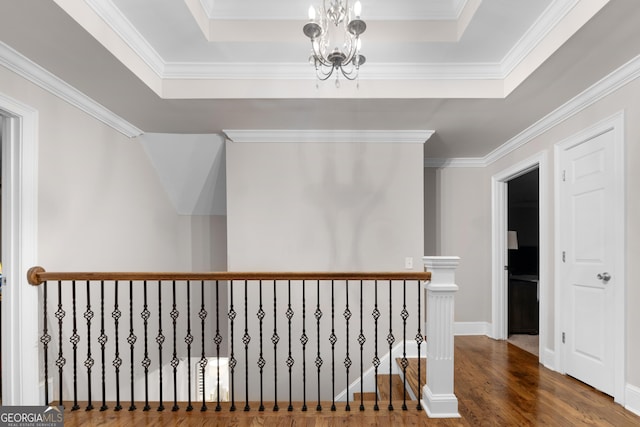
[[597, 272, 611, 282]]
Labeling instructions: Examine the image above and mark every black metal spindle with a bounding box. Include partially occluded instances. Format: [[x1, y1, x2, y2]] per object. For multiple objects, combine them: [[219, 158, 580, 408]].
[[199, 280, 208, 412], [329, 280, 337, 411], [372, 280, 380, 411], [70, 281, 80, 410], [141, 281, 151, 411], [257, 280, 266, 411], [285, 280, 294, 412], [171, 281, 180, 412], [300, 280, 308, 412], [387, 280, 395, 411], [359, 280, 366, 411], [344, 280, 352, 412], [55, 281, 66, 408], [40, 281, 52, 406], [243, 280, 251, 412], [127, 281, 137, 411], [185, 281, 194, 412], [228, 280, 236, 412], [84, 281, 95, 411], [271, 280, 280, 412], [315, 280, 323, 411], [416, 279, 423, 411], [112, 281, 122, 411], [99, 281, 108, 411], [156, 281, 165, 411], [214, 280, 222, 412], [401, 280, 410, 411]]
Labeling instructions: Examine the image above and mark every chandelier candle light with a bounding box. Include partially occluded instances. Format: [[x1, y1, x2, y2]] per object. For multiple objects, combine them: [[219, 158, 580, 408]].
[[303, 0, 367, 86]]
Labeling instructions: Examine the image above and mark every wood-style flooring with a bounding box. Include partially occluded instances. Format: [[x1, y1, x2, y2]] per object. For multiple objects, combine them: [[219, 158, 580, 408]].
[[61, 336, 640, 426]]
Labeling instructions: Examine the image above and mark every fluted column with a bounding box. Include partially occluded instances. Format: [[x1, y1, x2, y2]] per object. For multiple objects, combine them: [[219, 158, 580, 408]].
[[421, 256, 460, 418]]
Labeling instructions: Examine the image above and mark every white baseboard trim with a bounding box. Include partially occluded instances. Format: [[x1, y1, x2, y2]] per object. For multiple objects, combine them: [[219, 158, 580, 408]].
[[542, 348, 556, 371], [626, 384, 640, 416], [454, 321, 490, 336]]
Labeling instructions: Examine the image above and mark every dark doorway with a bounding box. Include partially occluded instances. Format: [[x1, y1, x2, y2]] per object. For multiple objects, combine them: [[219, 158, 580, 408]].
[[507, 168, 539, 355]]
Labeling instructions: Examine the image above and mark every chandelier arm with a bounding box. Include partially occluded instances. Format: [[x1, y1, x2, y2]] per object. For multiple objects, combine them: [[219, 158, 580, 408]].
[[339, 64, 359, 81], [316, 64, 336, 81], [309, 41, 334, 68]]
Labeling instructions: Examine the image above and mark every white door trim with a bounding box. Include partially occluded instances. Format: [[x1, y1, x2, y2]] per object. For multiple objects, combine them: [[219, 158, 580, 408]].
[[0, 92, 40, 404], [491, 151, 549, 362], [554, 111, 626, 404]]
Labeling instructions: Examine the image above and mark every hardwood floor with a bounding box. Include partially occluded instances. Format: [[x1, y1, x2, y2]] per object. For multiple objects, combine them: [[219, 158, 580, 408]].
[[61, 336, 640, 426]]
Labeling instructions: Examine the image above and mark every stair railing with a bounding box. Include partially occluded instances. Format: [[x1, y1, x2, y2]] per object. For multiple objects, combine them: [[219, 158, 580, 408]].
[[27, 266, 457, 417]]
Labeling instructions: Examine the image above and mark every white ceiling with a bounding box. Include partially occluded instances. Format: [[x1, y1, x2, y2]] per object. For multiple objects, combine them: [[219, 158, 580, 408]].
[[1, 0, 640, 160]]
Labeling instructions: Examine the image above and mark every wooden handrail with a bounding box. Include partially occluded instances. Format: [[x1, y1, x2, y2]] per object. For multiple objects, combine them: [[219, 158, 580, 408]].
[[27, 266, 431, 286]]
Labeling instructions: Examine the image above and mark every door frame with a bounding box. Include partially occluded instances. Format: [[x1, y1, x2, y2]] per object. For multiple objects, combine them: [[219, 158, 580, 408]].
[[554, 111, 626, 403], [0, 92, 40, 404], [491, 151, 549, 362]]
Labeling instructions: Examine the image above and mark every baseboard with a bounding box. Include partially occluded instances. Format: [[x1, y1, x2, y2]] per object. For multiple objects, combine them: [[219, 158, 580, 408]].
[[626, 384, 640, 416], [454, 321, 490, 336], [542, 348, 555, 371]]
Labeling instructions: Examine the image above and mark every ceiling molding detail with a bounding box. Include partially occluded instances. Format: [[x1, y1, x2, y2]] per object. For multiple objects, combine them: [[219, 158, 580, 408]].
[[0, 41, 143, 138], [85, 0, 165, 77], [224, 130, 435, 144], [425, 52, 640, 168], [54, 0, 606, 99]]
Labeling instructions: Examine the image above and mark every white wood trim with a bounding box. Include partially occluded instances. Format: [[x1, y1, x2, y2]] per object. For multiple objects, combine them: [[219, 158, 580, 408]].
[[626, 384, 640, 417], [0, 42, 142, 138], [554, 111, 626, 404], [454, 322, 489, 336], [224, 129, 434, 144], [490, 152, 548, 357], [425, 53, 640, 168], [0, 93, 40, 404]]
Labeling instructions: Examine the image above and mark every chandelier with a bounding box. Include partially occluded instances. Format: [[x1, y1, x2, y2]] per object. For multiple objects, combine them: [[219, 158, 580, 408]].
[[303, 0, 366, 86]]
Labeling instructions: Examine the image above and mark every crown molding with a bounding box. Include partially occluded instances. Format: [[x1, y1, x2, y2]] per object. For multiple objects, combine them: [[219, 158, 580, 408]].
[[224, 130, 435, 144], [85, 0, 165, 77], [500, 0, 579, 77], [0, 42, 143, 138], [426, 52, 640, 168]]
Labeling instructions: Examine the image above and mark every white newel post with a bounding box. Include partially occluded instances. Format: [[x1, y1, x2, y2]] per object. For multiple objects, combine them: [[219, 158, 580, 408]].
[[422, 256, 460, 418]]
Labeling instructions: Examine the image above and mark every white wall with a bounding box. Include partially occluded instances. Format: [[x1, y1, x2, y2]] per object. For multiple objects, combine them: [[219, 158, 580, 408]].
[[226, 141, 425, 400], [431, 73, 640, 390]]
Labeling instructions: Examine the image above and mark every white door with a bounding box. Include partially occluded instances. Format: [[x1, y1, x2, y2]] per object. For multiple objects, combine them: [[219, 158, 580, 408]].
[[559, 127, 621, 396]]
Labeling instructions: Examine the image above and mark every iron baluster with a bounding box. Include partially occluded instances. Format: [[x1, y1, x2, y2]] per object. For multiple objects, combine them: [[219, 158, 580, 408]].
[[112, 281, 122, 411], [40, 280, 51, 406], [344, 280, 352, 411], [228, 280, 236, 412], [99, 280, 108, 411], [300, 280, 308, 412], [387, 280, 395, 411], [243, 280, 251, 412], [372, 280, 380, 411], [70, 280, 80, 410], [199, 280, 208, 412], [329, 280, 337, 411], [127, 281, 137, 411], [55, 281, 66, 408], [359, 280, 366, 411], [286, 280, 294, 412], [156, 281, 165, 411], [257, 280, 265, 411], [416, 279, 424, 410], [141, 281, 151, 411], [84, 280, 95, 411], [315, 280, 323, 411], [401, 280, 409, 411], [214, 280, 222, 412], [127, 281, 138, 411], [171, 281, 180, 412], [271, 280, 280, 411], [185, 281, 193, 411]]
